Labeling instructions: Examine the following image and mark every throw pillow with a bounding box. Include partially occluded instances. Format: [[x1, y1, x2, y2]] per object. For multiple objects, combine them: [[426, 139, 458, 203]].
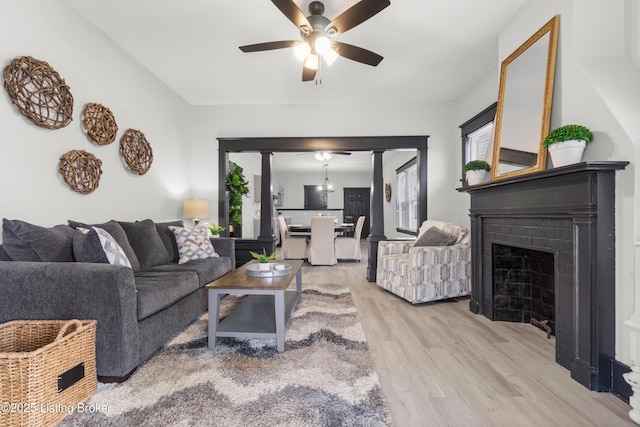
[[2, 219, 75, 262], [413, 226, 459, 247], [119, 219, 171, 270], [69, 219, 141, 272], [73, 227, 132, 268], [155, 220, 184, 263], [169, 225, 219, 264]]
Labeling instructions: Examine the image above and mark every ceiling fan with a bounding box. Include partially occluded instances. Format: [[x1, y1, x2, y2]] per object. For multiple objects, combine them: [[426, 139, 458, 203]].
[[239, 0, 390, 82]]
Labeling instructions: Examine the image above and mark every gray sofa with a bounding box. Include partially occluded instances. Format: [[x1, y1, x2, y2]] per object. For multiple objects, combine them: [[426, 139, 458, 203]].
[[0, 218, 235, 381]]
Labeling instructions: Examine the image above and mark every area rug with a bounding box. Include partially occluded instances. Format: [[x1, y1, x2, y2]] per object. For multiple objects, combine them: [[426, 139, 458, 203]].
[[59, 282, 392, 427]]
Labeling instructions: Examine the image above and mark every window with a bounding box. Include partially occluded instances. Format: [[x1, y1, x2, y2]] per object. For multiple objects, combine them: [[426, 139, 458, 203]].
[[459, 102, 497, 183], [466, 122, 493, 165], [396, 157, 418, 234]]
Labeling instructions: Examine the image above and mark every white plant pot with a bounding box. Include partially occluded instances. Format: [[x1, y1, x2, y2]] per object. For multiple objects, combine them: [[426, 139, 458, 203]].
[[466, 170, 487, 186], [547, 140, 587, 167], [258, 262, 271, 271]]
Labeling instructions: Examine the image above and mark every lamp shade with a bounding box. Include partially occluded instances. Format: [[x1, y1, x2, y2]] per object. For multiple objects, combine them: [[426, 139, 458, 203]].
[[183, 199, 209, 219]]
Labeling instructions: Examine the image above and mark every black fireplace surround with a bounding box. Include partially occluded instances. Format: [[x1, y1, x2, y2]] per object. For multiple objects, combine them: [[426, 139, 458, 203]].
[[459, 161, 628, 393]]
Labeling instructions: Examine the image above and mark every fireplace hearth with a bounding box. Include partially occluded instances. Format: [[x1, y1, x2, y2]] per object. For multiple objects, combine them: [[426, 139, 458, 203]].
[[459, 161, 628, 392]]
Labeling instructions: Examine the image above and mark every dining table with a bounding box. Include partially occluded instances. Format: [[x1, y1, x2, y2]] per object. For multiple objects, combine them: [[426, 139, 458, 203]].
[[288, 223, 355, 236]]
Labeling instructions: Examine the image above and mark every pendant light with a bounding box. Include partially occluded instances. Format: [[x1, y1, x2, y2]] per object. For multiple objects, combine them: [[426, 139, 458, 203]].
[[317, 163, 335, 193]]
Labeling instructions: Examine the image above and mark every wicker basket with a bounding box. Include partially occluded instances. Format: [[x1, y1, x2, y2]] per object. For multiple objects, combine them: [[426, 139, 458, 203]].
[[0, 319, 97, 427]]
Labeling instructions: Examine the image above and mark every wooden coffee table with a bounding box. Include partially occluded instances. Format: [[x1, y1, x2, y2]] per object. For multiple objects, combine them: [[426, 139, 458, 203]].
[[206, 259, 303, 352]]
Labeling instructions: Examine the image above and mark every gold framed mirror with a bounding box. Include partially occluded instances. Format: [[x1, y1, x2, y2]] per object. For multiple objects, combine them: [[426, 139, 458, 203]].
[[491, 15, 560, 180]]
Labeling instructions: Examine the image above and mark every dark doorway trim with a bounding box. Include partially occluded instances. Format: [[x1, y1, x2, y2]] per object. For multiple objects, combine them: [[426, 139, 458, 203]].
[[218, 135, 429, 280]]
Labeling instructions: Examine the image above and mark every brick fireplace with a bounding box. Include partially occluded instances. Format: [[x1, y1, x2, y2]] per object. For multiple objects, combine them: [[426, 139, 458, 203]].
[[459, 161, 627, 392]]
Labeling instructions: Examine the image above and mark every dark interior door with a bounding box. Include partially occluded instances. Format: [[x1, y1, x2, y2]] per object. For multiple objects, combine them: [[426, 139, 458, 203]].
[[343, 187, 370, 239]]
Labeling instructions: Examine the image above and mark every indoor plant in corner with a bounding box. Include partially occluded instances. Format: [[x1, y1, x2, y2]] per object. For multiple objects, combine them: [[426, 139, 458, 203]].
[[250, 248, 276, 272], [463, 160, 491, 186], [543, 124, 593, 167], [226, 161, 250, 237]]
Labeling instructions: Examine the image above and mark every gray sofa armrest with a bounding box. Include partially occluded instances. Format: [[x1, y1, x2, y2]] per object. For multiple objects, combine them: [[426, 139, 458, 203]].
[[0, 261, 139, 378], [210, 237, 235, 267]]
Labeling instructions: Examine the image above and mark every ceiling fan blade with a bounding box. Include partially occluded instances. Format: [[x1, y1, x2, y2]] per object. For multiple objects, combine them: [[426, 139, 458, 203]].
[[330, 151, 351, 155], [271, 0, 311, 30], [302, 66, 317, 82], [328, 0, 390, 34], [332, 41, 383, 66], [239, 40, 298, 53]]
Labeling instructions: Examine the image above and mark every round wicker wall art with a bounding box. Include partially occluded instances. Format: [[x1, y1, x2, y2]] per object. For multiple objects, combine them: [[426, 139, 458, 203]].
[[3, 56, 74, 129], [82, 103, 118, 145], [59, 150, 103, 194], [120, 129, 153, 175]]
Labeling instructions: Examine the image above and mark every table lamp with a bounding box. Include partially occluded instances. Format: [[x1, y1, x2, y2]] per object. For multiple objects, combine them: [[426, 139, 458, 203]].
[[183, 199, 209, 226]]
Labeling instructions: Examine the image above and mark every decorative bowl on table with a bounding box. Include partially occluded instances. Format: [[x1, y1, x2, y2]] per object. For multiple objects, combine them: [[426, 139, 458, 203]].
[[246, 263, 292, 277]]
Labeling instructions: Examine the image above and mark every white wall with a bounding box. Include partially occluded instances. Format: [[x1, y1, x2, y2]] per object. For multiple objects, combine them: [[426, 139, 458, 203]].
[[0, 1, 192, 236]]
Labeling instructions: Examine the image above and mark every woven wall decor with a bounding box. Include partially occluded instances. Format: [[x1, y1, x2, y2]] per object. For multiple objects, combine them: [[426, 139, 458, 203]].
[[59, 150, 103, 194], [82, 103, 118, 145], [120, 128, 153, 175], [3, 56, 74, 129]]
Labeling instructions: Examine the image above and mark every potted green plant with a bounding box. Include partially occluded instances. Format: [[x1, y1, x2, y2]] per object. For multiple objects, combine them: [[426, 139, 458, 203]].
[[207, 223, 225, 237], [249, 248, 276, 271], [543, 124, 593, 167], [463, 160, 491, 186], [226, 161, 250, 236]]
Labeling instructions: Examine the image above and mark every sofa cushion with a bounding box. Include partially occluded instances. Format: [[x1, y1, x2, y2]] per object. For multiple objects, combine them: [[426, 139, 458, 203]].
[[147, 256, 233, 287], [73, 227, 132, 268], [134, 271, 200, 320], [119, 219, 171, 270], [2, 219, 75, 262], [69, 220, 141, 272], [155, 220, 183, 263], [169, 225, 218, 264]]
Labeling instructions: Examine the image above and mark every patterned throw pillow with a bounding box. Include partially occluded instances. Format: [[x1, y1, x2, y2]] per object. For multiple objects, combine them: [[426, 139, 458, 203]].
[[69, 219, 141, 272], [169, 225, 219, 264], [74, 227, 132, 268]]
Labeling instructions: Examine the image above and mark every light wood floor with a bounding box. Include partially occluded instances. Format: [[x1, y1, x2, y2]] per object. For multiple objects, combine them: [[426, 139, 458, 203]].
[[306, 247, 634, 427]]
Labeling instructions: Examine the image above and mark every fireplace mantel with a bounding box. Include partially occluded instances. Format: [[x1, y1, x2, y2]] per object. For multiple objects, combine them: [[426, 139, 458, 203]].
[[458, 161, 628, 392]]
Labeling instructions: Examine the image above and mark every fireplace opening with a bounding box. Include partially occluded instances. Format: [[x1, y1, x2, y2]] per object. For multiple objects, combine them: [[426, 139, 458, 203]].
[[492, 244, 555, 336]]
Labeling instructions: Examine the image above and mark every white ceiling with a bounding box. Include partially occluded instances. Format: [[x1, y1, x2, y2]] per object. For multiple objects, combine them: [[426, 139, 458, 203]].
[[63, 0, 529, 106]]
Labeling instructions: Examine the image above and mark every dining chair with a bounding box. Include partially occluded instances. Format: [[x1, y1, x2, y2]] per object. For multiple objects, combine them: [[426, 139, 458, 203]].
[[307, 216, 337, 265], [335, 215, 365, 261], [277, 216, 307, 260]]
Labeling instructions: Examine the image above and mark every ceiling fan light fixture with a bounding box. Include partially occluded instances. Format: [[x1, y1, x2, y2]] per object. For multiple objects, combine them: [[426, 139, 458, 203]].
[[323, 48, 339, 66], [314, 35, 331, 55], [315, 152, 331, 161], [294, 42, 311, 61], [304, 54, 319, 70]]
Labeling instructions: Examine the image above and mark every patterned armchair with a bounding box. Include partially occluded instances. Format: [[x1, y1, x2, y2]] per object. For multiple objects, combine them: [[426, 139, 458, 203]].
[[376, 220, 471, 304]]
